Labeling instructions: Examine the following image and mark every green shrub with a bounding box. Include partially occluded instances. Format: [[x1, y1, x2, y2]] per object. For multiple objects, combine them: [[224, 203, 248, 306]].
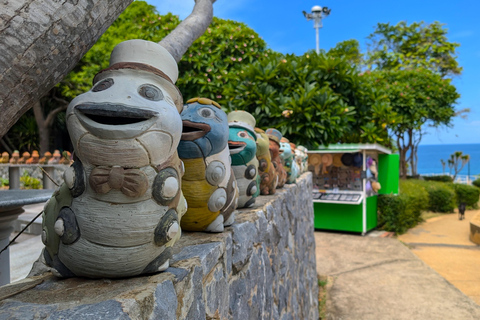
[[378, 180, 429, 234], [399, 180, 429, 212], [426, 185, 455, 212], [20, 172, 42, 189], [450, 183, 479, 208], [378, 193, 424, 234], [423, 175, 453, 182], [473, 179, 480, 188], [0, 178, 8, 187]]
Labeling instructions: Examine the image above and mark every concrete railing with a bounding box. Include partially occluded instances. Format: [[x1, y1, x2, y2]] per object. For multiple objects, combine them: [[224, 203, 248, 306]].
[[0, 164, 68, 190], [0, 173, 318, 319]]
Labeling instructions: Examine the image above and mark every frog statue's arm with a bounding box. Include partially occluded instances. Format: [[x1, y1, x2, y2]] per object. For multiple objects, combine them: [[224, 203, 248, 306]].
[[40, 160, 85, 277]]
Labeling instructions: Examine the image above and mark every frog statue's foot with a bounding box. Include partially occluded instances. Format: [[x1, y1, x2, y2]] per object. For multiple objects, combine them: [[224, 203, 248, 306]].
[[223, 211, 236, 227], [42, 248, 76, 278], [205, 214, 224, 233], [142, 248, 173, 274]]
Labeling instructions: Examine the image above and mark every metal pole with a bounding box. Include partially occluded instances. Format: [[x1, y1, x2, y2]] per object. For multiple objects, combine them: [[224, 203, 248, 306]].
[[468, 161, 471, 184], [315, 27, 320, 54], [362, 150, 367, 236]]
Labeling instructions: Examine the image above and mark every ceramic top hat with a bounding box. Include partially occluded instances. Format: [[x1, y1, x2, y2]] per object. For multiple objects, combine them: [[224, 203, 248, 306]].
[[265, 128, 282, 144], [228, 110, 256, 139], [353, 152, 363, 168], [341, 153, 353, 166], [93, 39, 183, 112]]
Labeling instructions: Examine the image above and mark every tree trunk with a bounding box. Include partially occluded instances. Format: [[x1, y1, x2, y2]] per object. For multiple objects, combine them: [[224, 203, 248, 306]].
[[0, 0, 133, 140], [159, 0, 217, 63], [32, 95, 68, 154]]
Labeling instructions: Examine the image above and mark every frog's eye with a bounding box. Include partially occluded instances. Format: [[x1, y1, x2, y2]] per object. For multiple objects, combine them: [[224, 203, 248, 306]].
[[198, 107, 214, 118], [138, 84, 164, 101], [92, 78, 114, 92], [238, 131, 249, 139]]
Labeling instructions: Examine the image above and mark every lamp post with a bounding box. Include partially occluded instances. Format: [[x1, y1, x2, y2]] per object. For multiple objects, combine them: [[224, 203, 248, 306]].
[[303, 5, 331, 54]]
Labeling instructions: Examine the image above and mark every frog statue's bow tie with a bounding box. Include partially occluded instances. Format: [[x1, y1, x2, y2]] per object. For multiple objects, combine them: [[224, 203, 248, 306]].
[[89, 166, 148, 197]]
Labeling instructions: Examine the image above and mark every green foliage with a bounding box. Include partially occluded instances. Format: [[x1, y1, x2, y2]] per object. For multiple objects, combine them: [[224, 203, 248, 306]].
[[20, 172, 42, 190], [450, 183, 479, 208], [377, 179, 474, 233], [408, 180, 455, 213], [424, 182, 456, 213], [221, 52, 397, 148], [0, 178, 9, 188], [366, 21, 462, 77], [365, 21, 461, 178], [366, 69, 458, 130], [422, 175, 453, 182], [327, 39, 363, 66], [5, 110, 39, 153], [59, 1, 270, 104], [377, 193, 425, 234], [177, 17, 269, 100], [446, 151, 470, 181], [473, 179, 480, 189], [60, 1, 182, 99]]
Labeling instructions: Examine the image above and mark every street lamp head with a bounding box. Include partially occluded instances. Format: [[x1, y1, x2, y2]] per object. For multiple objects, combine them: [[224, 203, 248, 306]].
[[312, 5, 322, 13]]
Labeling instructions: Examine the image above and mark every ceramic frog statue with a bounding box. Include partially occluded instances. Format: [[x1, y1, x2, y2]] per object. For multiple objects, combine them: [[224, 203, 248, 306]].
[[295, 145, 308, 173], [265, 128, 287, 188], [178, 97, 238, 232], [254, 128, 278, 195], [280, 139, 299, 184], [228, 111, 259, 208], [41, 40, 187, 278]]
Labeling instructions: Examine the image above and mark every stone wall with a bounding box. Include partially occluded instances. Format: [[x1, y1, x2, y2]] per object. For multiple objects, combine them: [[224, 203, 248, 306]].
[[0, 173, 318, 319]]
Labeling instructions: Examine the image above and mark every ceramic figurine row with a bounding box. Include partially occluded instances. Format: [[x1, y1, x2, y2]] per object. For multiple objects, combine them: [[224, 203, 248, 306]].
[[39, 39, 309, 279], [0, 150, 72, 165]]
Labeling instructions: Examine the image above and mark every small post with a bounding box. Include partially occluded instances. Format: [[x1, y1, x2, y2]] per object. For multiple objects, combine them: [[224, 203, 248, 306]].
[[8, 166, 20, 190], [42, 166, 57, 190]]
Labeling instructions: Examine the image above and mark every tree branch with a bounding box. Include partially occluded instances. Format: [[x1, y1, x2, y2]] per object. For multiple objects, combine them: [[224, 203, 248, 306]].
[[159, 0, 216, 62]]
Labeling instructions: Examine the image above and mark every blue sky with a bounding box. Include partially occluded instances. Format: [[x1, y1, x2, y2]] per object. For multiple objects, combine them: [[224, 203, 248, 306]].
[[148, 0, 480, 145]]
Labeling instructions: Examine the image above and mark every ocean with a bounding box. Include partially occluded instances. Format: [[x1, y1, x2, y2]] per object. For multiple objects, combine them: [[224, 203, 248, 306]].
[[416, 143, 480, 178]]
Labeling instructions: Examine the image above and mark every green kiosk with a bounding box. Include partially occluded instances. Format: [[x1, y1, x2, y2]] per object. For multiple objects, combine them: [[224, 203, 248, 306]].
[[307, 144, 399, 235]]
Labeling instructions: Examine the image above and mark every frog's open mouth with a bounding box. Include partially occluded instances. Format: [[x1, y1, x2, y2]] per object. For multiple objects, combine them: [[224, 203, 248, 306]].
[[228, 141, 246, 154], [181, 120, 211, 141], [76, 104, 157, 125]]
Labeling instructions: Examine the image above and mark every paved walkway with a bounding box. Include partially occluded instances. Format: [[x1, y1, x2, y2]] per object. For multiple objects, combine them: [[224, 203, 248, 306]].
[[315, 209, 480, 320], [398, 209, 480, 305]]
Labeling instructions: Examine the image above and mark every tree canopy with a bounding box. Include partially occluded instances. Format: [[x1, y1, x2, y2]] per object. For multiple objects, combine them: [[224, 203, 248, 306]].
[[365, 21, 461, 178], [366, 21, 462, 77]]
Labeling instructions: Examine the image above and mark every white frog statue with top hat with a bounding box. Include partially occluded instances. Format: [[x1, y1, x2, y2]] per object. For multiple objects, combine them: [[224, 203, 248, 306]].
[[41, 40, 187, 278]]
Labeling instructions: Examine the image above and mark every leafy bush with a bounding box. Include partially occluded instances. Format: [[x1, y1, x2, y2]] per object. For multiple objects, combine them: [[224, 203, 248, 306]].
[[420, 181, 456, 213], [450, 183, 479, 208], [20, 172, 41, 189], [0, 178, 8, 188], [377, 180, 429, 234], [378, 193, 425, 234], [399, 180, 429, 212], [423, 175, 453, 182], [473, 179, 480, 188]]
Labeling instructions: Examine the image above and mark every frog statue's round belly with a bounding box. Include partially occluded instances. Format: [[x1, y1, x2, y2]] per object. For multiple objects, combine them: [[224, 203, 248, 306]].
[[42, 129, 186, 278]]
